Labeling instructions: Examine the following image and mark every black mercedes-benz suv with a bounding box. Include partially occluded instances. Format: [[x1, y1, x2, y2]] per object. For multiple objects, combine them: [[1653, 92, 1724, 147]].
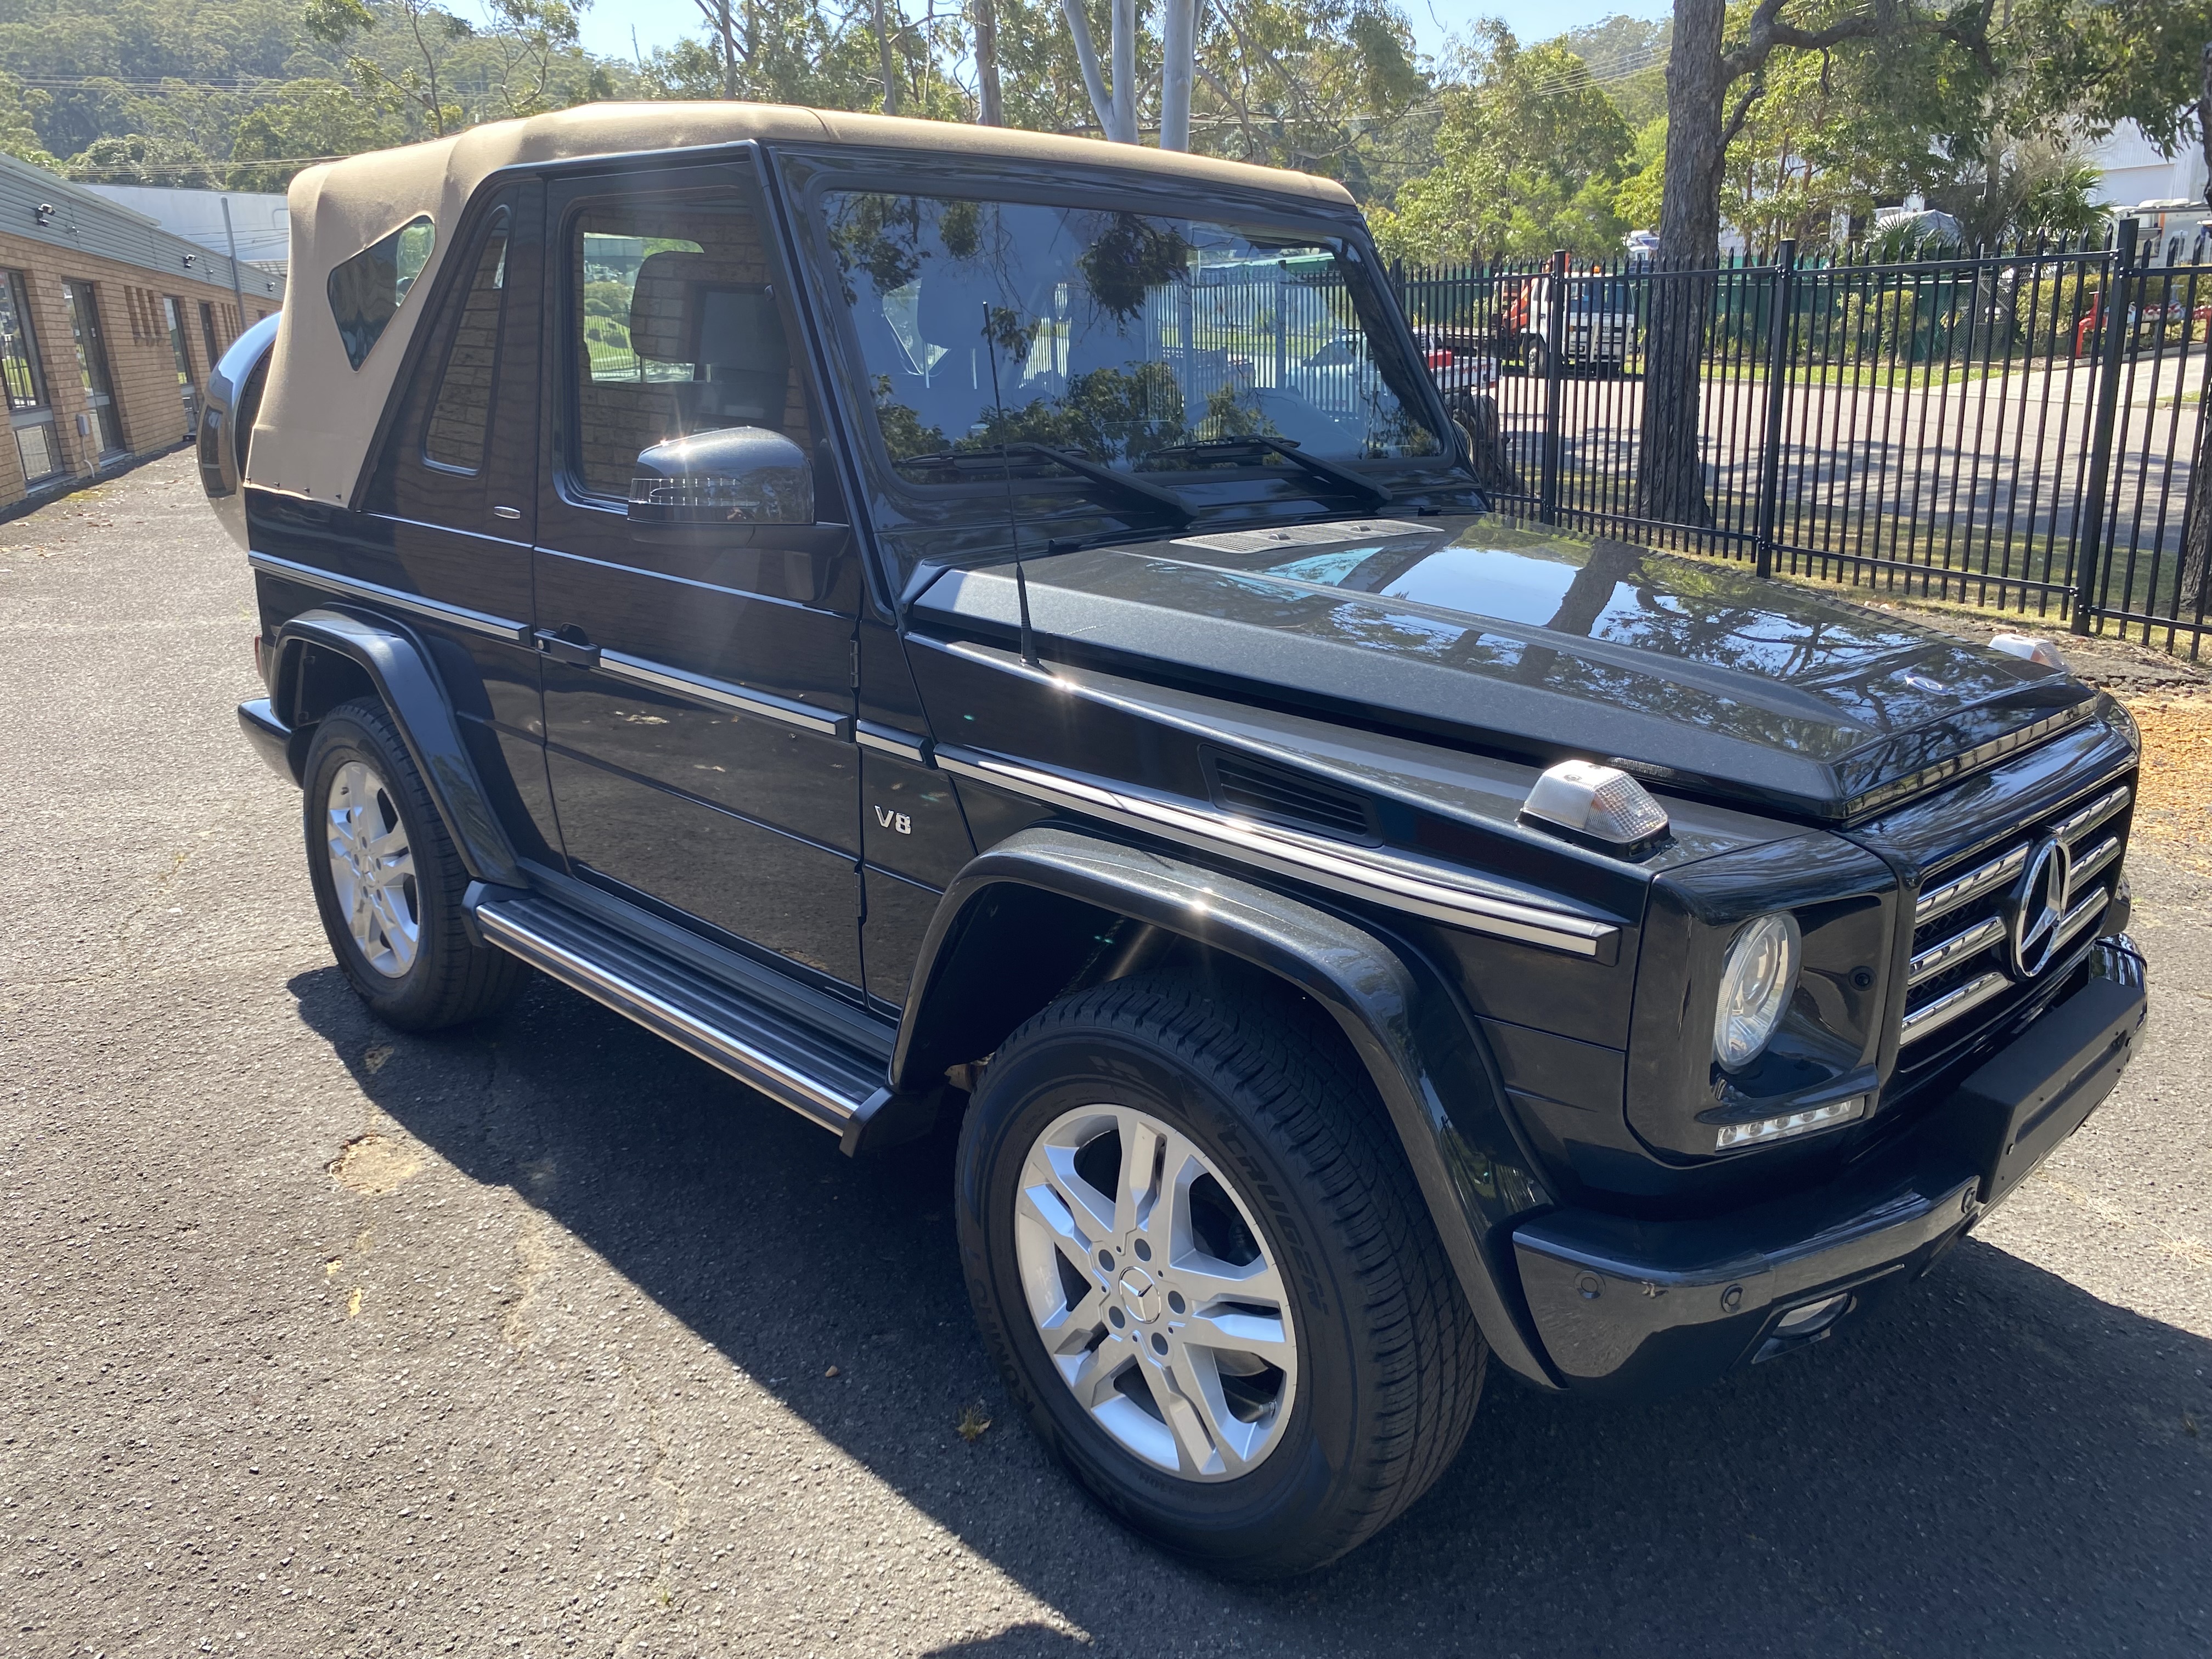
[[202, 104, 2148, 1577]]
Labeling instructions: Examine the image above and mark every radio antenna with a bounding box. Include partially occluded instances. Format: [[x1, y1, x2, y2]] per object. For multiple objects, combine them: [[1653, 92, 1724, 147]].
[[983, 301, 1041, 669]]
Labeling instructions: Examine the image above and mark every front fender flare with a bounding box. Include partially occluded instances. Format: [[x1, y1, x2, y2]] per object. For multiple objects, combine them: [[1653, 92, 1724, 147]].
[[271, 606, 526, 889], [896, 826, 1562, 1389]]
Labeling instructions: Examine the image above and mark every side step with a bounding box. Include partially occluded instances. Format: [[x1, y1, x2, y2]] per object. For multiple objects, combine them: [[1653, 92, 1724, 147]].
[[468, 889, 933, 1152]]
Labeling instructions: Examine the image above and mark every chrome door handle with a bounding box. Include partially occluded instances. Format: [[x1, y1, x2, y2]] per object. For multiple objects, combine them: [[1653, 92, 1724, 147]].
[[492, 504, 523, 521]]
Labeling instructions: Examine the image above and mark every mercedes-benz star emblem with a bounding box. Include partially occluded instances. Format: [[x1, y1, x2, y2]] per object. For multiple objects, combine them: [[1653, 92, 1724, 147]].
[[2008, 836, 2071, 978]]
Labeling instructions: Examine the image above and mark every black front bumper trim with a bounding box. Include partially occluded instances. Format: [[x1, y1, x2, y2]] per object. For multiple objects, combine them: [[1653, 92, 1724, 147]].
[[237, 697, 302, 785], [1513, 936, 2148, 1399]]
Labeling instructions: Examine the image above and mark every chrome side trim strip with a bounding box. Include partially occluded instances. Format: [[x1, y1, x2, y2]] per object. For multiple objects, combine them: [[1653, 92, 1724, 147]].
[[1916, 844, 2028, 924], [2054, 783, 2131, 847], [474, 904, 862, 1132], [2067, 834, 2121, 895], [2055, 887, 2111, 951], [595, 649, 853, 741], [248, 550, 532, 646], [854, 720, 935, 766], [1908, 915, 2006, 988], [1900, 970, 2009, 1045], [936, 747, 1621, 958]]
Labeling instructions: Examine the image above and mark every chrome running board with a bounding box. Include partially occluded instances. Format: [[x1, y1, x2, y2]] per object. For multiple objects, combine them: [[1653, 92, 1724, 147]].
[[469, 890, 885, 1136]]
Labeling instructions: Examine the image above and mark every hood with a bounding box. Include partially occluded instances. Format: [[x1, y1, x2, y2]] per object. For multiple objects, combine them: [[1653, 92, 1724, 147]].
[[909, 515, 2102, 822]]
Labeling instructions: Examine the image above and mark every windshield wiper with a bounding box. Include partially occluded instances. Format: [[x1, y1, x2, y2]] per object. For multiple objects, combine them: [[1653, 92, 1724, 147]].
[[1145, 436, 1393, 511], [900, 443, 1194, 527]]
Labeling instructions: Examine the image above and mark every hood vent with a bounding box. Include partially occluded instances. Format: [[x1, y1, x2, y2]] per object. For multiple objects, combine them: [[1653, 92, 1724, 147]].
[[1203, 750, 1379, 845]]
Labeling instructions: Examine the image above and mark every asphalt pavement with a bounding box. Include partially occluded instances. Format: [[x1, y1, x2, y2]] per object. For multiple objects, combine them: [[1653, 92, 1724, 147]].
[[2, 452, 2207, 1658]]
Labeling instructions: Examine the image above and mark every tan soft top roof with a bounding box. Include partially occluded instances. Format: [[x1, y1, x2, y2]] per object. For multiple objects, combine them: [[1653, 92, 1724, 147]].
[[250, 102, 1357, 505]]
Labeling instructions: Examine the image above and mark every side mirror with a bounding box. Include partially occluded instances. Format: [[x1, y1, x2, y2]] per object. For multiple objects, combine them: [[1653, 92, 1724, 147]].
[[628, 427, 814, 526]]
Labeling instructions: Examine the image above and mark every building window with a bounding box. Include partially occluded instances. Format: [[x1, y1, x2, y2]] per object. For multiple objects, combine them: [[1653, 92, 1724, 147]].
[[200, 300, 222, 373], [60, 280, 125, 459], [162, 295, 195, 433], [0, 269, 61, 485]]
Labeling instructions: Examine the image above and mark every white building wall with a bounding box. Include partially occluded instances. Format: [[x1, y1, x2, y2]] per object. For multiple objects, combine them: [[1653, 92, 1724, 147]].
[[76, 186, 291, 273], [2085, 121, 2207, 210]]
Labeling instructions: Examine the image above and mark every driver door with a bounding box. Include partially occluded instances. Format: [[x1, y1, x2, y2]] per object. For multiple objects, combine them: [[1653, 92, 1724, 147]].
[[532, 159, 867, 996]]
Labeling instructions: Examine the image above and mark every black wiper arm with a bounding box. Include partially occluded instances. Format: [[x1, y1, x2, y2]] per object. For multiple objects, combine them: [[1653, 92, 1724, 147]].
[[1009, 443, 1195, 526], [898, 443, 1195, 526], [1149, 436, 1393, 510]]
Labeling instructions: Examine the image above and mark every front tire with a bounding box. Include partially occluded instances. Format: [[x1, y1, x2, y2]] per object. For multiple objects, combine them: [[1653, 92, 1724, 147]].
[[956, 972, 1485, 1578], [301, 697, 522, 1031]]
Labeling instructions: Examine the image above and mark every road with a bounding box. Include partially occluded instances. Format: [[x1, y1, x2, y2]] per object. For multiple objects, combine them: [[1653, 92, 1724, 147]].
[[3, 452, 2208, 1658], [1482, 353, 2206, 617]]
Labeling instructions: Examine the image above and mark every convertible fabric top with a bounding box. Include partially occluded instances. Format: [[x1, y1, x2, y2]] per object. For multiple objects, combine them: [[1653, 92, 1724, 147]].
[[249, 102, 1358, 508]]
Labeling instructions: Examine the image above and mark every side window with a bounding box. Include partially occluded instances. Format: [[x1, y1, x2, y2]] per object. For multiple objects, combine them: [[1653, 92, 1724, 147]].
[[423, 207, 512, 473], [328, 214, 436, 370], [567, 196, 811, 499]]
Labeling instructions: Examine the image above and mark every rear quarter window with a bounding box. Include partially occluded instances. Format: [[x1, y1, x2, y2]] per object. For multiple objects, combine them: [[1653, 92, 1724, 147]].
[[328, 215, 436, 370]]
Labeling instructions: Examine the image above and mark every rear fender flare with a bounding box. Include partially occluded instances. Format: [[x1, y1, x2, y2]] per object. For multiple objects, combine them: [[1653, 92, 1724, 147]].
[[894, 826, 1561, 1388], [270, 606, 525, 889]]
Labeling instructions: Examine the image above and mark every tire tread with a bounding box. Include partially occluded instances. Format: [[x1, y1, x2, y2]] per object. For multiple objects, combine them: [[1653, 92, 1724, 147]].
[[989, 970, 1485, 1573]]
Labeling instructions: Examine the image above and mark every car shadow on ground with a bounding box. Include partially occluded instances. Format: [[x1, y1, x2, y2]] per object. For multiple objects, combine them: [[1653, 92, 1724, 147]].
[[290, 964, 2212, 1657]]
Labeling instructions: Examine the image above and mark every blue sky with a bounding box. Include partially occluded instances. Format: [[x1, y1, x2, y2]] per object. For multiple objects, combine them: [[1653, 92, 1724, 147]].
[[576, 0, 1670, 75]]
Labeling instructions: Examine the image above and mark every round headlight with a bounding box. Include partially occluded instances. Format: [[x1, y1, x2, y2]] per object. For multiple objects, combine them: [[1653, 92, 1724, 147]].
[[1714, 912, 1802, 1069]]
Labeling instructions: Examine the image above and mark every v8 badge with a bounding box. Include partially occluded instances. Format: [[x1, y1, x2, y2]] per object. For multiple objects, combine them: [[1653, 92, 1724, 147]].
[[874, 805, 912, 836]]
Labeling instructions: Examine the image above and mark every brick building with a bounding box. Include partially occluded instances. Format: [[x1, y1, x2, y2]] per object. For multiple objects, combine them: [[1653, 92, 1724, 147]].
[[0, 153, 288, 515]]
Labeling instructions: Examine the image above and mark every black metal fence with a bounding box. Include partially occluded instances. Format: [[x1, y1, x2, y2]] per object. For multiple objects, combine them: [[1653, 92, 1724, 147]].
[[1389, 221, 2212, 656]]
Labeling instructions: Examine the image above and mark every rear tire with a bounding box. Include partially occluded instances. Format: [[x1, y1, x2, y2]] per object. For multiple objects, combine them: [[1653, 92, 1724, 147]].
[[956, 971, 1485, 1578], [301, 697, 522, 1031]]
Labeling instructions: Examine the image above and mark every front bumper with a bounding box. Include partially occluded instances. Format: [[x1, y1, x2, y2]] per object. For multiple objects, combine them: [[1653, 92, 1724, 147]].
[[1512, 936, 2147, 1398]]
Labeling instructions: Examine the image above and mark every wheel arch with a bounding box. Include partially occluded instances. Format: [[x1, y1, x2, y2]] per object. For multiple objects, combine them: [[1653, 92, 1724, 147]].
[[895, 825, 1562, 1388], [270, 606, 526, 889]]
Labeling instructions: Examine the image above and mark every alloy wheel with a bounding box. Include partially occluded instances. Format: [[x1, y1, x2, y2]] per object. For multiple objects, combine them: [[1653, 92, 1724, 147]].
[[1013, 1104, 1299, 1481], [324, 759, 419, 979]]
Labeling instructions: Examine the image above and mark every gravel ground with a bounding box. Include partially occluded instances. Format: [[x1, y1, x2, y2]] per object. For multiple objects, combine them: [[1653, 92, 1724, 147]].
[[2, 452, 2207, 1658]]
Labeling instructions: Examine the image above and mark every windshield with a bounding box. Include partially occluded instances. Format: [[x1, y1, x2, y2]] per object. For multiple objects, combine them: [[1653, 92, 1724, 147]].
[[1570, 279, 1630, 314], [822, 192, 1444, 483]]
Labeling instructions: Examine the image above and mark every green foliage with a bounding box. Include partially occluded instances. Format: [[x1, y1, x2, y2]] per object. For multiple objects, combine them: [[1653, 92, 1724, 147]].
[[1193, 0, 1439, 200], [1367, 25, 1634, 263], [2005, 0, 2212, 162], [1712, 13, 1984, 250], [227, 76, 404, 190], [1606, 0, 2129, 256], [0, 71, 59, 171], [0, 0, 622, 191], [63, 132, 221, 185], [1555, 14, 1668, 128]]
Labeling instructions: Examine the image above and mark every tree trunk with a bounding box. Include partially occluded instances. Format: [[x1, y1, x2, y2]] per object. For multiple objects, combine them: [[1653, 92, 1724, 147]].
[[874, 0, 900, 114], [2180, 65, 2212, 622], [1112, 0, 1137, 144], [1062, 0, 1118, 138], [1638, 0, 1728, 527], [1159, 0, 1194, 150], [972, 0, 1003, 124], [720, 0, 740, 97]]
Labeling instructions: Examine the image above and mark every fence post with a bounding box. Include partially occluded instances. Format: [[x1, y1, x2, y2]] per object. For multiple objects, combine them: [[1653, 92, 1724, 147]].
[[1541, 247, 1567, 524], [2074, 217, 2138, 635], [1752, 239, 1797, 580]]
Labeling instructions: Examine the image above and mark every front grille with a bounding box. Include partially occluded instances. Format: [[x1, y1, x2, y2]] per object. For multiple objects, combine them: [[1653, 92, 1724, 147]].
[[1893, 775, 2133, 1085]]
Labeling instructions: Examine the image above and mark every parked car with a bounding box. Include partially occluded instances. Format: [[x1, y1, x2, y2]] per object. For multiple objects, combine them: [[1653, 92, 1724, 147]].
[[1410, 326, 1502, 393], [206, 104, 2148, 1579]]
